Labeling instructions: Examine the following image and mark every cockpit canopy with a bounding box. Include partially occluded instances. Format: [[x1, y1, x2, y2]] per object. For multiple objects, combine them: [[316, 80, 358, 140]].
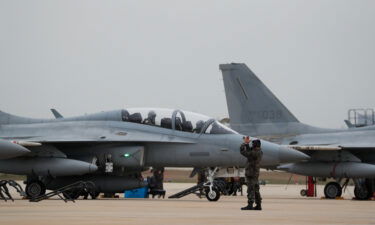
[[121, 108, 237, 135]]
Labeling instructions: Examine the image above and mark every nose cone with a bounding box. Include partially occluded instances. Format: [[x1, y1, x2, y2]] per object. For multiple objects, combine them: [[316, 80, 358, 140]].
[[0, 140, 31, 159], [278, 146, 310, 163]]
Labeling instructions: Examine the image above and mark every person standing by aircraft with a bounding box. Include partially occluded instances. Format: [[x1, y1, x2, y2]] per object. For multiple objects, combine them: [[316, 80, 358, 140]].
[[240, 137, 263, 210]]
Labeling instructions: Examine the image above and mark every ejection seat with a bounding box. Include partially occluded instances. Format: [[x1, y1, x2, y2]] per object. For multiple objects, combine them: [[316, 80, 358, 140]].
[[128, 113, 142, 123], [161, 118, 172, 129], [182, 121, 193, 132]]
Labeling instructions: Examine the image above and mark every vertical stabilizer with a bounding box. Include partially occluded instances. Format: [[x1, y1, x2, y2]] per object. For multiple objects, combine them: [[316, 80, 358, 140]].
[[220, 63, 298, 126], [51, 109, 64, 119]]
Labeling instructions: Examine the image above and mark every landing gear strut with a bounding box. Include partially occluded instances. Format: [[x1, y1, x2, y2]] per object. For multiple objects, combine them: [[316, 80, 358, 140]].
[[203, 167, 221, 201]]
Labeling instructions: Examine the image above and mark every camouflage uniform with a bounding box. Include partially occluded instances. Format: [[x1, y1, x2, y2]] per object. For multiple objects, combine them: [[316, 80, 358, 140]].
[[240, 142, 263, 206]]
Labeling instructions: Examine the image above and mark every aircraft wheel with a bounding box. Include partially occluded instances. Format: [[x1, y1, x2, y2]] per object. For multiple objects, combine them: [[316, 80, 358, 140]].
[[324, 182, 342, 199], [26, 181, 46, 199], [354, 186, 371, 200], [300, 189, 307, 197], [205, 187, 220, 202]]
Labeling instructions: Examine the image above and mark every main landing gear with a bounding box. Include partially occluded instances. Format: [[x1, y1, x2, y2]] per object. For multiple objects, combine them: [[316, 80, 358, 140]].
[[354, 178, 374, 200], [300, 177, 348, 199], [310, 178, 374, 200], [323, 178, 375, 200], [324, 181, 343, 199], [25, 180, 46, 199]]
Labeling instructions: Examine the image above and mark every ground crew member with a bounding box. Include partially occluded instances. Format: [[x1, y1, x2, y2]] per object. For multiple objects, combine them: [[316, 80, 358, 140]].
[[152, 167, 165, 190], [240, 136, 263, 210]]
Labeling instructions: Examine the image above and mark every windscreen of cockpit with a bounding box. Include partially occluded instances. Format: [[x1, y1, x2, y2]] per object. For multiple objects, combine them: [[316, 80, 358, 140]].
[[121, 108, 237, 134], [204, 120, 238, 134]]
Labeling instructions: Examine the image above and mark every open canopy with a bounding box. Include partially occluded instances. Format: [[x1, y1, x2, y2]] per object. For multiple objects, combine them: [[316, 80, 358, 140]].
[[121, 108, 237, 135]]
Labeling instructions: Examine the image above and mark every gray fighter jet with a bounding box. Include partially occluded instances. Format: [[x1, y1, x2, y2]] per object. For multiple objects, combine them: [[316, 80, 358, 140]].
[[0, 108, 308, 200], [221, 63, 375, 200]]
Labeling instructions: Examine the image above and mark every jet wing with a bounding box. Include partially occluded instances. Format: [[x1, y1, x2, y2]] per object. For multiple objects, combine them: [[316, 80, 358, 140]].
[[285, 130, 375, 152], [8, 132, 195, 144], [287, 145, 342, 151], [287, 144, 375, 152], [287, 144, 375, 151], [2, 123, 196, 144]]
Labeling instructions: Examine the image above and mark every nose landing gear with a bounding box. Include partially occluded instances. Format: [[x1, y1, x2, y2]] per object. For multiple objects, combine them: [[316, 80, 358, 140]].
[[205, 187, 220, 201], [203, 167, 221, 202]]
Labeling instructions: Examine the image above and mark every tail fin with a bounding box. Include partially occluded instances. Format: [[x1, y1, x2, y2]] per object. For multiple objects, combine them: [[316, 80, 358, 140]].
[[51, 109, 63, 119], [0, 110, 44, 125], [220, 63, 298, 125], [344, 120, 355, 128]]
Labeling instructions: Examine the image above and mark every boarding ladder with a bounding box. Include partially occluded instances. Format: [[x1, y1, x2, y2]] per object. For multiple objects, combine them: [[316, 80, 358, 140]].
[[168, 183, 204, 199]]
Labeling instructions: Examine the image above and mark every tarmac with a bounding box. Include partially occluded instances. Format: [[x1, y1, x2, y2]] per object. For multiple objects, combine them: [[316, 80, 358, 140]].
[[0, 183, 374, 225]]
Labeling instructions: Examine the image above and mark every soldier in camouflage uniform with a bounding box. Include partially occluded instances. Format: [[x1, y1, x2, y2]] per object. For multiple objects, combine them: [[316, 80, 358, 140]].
[[240, 137, 263, 210]]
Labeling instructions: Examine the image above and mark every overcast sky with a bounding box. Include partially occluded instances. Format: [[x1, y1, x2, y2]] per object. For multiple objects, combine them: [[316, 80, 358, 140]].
[[0, 0, 374, 128]]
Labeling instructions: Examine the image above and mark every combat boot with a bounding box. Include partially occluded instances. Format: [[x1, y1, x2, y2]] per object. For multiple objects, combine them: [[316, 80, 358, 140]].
[[253, 202, 262, 210], [241, 202, 253, 210]]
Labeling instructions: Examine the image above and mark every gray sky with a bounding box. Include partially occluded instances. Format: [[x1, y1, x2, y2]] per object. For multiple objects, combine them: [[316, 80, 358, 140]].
[[0, 0, 374, 128]]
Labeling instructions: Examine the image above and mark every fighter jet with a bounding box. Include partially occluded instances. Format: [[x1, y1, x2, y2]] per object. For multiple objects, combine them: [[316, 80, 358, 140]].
[[220, 63, 375, 200], [0, 108, 308, 200]]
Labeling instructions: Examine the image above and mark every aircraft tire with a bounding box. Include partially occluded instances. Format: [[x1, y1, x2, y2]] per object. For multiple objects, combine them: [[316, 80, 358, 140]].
[[205, 187, 220, 202], [26, 180, 46, 199], [354, 186, 371, 200], [300, 189, 307, 197], [324, 182, 342, 199]]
